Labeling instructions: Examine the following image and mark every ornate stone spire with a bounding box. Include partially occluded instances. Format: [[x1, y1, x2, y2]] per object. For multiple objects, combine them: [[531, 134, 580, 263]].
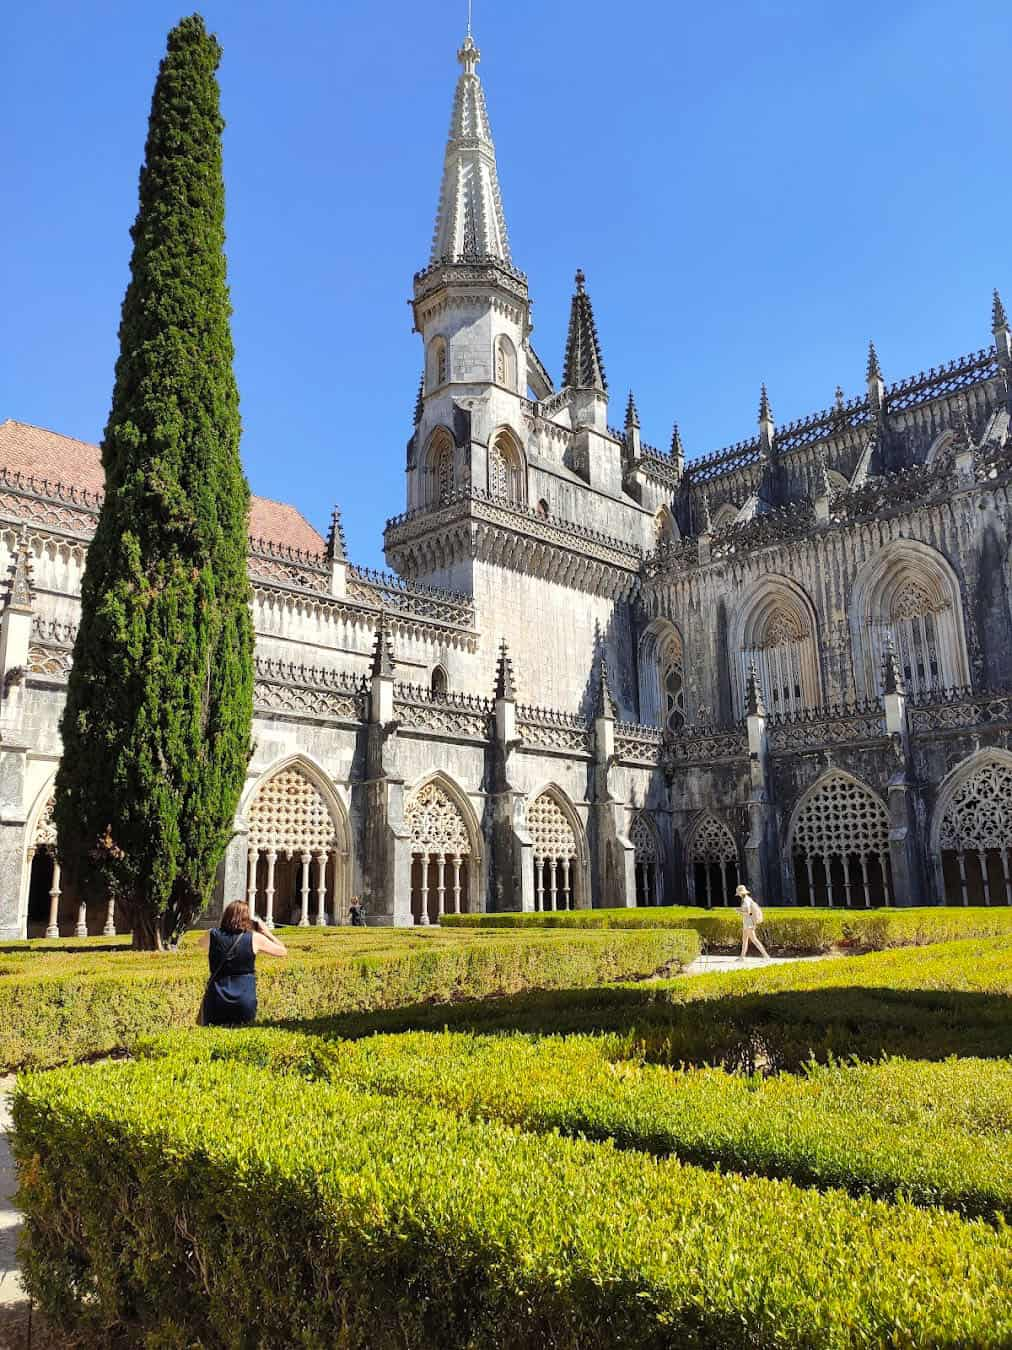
[[370, 613, 395, 679], [881, 633, 904, 696], [562, 269, 607, 392], [413, 374, 424, 426], [326, 506, 347, 563], [866, 340, 883, 383], [699, 489, 713, 534], [624, 390, 639, 431], [817, 453, 833, 499], [429, 30, 511, 265], [745, 663, 766, 719], [595, 651, 616, 720], [993, 288, 1008, 334], [670, 421, 684, 466], [758, 384, 775, 456], [4, 530, 33, 612], [494, 639, 515, 702]]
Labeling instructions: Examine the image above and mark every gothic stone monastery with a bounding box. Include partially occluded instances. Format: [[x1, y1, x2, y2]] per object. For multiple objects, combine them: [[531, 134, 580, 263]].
[[3, 30, 1012, 937]]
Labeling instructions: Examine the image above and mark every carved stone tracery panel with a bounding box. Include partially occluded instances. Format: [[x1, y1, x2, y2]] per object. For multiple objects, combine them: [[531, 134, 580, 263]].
[[528, 793, 577, 862], [687, 814, 737, 864], [247, 767, 341, 854], [938, 759, 1012, 851], [790, 774, 889, 862], [405, 781, 472, 855]]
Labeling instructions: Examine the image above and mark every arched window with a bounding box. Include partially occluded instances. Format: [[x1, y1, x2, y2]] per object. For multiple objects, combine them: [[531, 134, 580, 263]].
[[631, 812, 660, 905], [246, 762, 351, 926], [426, 336, 448, 391], [405, 778, 477, 923], [488, 429, 525, 505], [851, 541, 969, 699], [528, 789, 584, 910], [638, 619, 686, 732], [733, 578, 821, 718], [423, 429, 455, 507], [430, 665, 448, 698], [686, 814, 739, 907], [711, 502, 739, 532], [788, 772, 891, 907], [935, 753, 1012, 905], [654, 506, 677, 545], [494, 335, 518, 391]]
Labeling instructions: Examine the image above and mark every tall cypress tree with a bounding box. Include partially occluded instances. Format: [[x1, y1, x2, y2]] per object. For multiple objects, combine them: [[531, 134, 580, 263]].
[[55, 14, 253, 949]]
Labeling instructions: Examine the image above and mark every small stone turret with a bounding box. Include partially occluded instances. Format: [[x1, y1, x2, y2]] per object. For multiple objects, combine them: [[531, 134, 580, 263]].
[[326, 506, 348, 597], [563, 269, 608, 433], [993, 288, 1011, 370], [866, 340, 885, 413], [623, 390, 641, 463], [758, 384, 775, 457], [670, 422, 685, 478]]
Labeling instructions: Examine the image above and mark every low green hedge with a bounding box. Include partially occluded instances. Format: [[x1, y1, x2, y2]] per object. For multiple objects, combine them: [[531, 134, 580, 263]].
[[442, 904, 1012, 952], [0, 927, 696, 1071], [142, 1028, 1011, 1219], [298, 937, 1012, 1068], [14, 1058, 1012, 1347]]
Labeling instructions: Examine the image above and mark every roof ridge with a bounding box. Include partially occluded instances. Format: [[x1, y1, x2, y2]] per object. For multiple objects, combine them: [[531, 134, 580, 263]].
[[3, 417, 101, 448]]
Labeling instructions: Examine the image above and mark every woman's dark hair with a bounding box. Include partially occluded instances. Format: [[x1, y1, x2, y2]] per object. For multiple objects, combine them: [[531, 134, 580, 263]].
[[220, 900, 253, 934]]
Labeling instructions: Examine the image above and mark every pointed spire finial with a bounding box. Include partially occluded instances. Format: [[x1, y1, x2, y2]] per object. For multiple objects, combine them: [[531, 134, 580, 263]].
[[993, 288, 1008, 333], [562, 268, 607, 392], [370, 613, 395, 679], [457, 31, 480, 76], [595, 652, 616, 720], [5, 529, 33, 612], [758, 383, 773, 425], [866, 340, 883, 383], [745, 662, 766, 719], [816, 453, 833, 499], [414, 374, 424, 425], [326, 506, 347, 563], [575, 267, 586, 293], [494, 639, 516, 702], [670, 421, 685, 466], [625, 390, 639, 431], [834, 384, 845, 410], [881, 633, 904, 696], [699, 489, 713, 534]]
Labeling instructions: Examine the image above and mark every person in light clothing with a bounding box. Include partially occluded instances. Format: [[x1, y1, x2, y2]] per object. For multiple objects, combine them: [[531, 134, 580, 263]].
[[735, 884, 770, 960]]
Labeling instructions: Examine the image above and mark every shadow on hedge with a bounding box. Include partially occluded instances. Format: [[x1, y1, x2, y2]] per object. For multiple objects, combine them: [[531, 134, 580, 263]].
[[269, 983, 1012, 1073]]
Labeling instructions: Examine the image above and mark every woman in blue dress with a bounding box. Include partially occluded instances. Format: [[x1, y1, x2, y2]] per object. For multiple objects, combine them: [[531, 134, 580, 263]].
[[197, 900, 287, 1026]]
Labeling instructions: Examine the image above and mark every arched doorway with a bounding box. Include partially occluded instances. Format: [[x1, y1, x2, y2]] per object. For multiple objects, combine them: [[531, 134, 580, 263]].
[[245, 762, 351, 926], [934, 753, 1012, 905], [528, 788, 585, 911], [24, 794, 111, 939], [788, 772, 892, 907], [631, 812, 661, 905], [404, 776, 479, 924], [686, 813, 739, 907]]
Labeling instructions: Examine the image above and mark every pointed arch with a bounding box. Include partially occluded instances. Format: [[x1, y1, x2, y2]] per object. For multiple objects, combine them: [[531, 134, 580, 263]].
[[241, 755, 353, 926], [638, 617, 686, 732], [494, 334, 518, 391], [711, 501, 739, 533], [685, 811, 740, 907], [488, 426, 527, 505], [426, 335, 448, 390], [527, 783, 588, 911], [850, 539, 968, 698], [630, 810, 662, 906], [786, 770, 891, 907], [421, 426, 455, 507], [405, 771, 484, 924], [430, 664, 449, 698], [729, 574, 821, 718], [653, 505, 678, 545], [930, 749, 1012, 905]]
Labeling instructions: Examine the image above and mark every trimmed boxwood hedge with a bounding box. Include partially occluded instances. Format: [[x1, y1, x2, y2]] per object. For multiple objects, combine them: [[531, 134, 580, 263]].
[[296, 937, 1012, 1068], [0, 927, 697, 1071], [441, 904, 1012, 952], [14, 1058, 1012, 1347], [140, 1027, 1011, 1219]]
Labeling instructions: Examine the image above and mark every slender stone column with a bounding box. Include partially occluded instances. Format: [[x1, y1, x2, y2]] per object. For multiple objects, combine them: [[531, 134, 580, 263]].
[[299, 851, 311, 926], [246, 848, 258, 917], [75, 891, 87, 938], [534, 859, 543, 912], [451, 854, 462, 915], [44, 850, 61, 938], [561, 858, 572, 911], [315, 851, 327, 926], [264, 849, 277, 928], [103, 893, 116, 937], [546, 859, 556, 912], [435, 852, 446, 922], [417, 852, 430, 925]]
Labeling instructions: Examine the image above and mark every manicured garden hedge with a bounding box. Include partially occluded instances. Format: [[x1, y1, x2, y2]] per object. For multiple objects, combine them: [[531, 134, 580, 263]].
[[302, 937, 1012, 1068], [0, 927, 696, 1071], [14, 1058, 1012, 1347], [142, 1027, 1011, 1219], [442, 904, 1012, 952]]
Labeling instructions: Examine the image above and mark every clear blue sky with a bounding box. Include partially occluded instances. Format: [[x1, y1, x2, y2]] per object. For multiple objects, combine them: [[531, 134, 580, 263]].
[[3, 1, 1009, 567]]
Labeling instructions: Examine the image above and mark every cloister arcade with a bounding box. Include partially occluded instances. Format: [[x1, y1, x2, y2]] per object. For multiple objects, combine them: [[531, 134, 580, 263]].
[[788, 772, 892, 908], [631, 811, 661, 904], [243, 761, 351, 927], [934, 752, 1012, 905], [685, 813, 740, 907], [528, 787, 586, 911], [405, 775, 479, 925]]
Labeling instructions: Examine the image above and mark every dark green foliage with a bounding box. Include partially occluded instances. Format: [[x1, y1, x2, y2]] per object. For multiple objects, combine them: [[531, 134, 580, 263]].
[[54, 15, 253, 947], [0, 928, 696, 1070]]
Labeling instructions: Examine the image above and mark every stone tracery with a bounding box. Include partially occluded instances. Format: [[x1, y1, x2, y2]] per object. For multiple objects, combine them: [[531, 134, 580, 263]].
[[937, 756, 1012, 904], [631, 811, 659, 905], [405, 779, 474, 924], [529, 790, 579, 911], [686, 813, 739, 906], [789, 773, 891, 907], [245, 765, 348, 926]]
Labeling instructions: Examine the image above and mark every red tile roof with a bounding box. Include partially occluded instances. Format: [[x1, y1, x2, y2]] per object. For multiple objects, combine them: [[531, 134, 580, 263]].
[[0, 419, 326, 555]]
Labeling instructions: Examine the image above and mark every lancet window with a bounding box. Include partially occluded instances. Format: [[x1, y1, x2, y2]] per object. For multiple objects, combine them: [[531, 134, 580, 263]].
[[494, 335, 518, 391], [423, 430, 455, 506], [488, 431, 525, 505], [246, 766, 348, 927], [741, 606, 810, 718], [631, 812, 660, 905], [686, 814, 739, 907], [660, 628, 686, 734], [789, 774, 891, 907], [405, 780, 473, 924], [654, 507, 676, 545], [529, 791, 579, 911], [427, 336, 448, 390], [430, 665, 448, 698], [638, 620, 686, 733], [937, 757, 1012, 905], [867, 578, 947, 699]]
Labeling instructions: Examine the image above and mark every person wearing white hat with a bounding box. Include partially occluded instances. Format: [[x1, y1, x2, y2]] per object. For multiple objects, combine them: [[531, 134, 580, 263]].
[[735, 884, 770, 960]]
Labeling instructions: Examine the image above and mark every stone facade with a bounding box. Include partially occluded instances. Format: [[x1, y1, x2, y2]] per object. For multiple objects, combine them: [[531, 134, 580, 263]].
[[2, 29, 1011, 935]]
